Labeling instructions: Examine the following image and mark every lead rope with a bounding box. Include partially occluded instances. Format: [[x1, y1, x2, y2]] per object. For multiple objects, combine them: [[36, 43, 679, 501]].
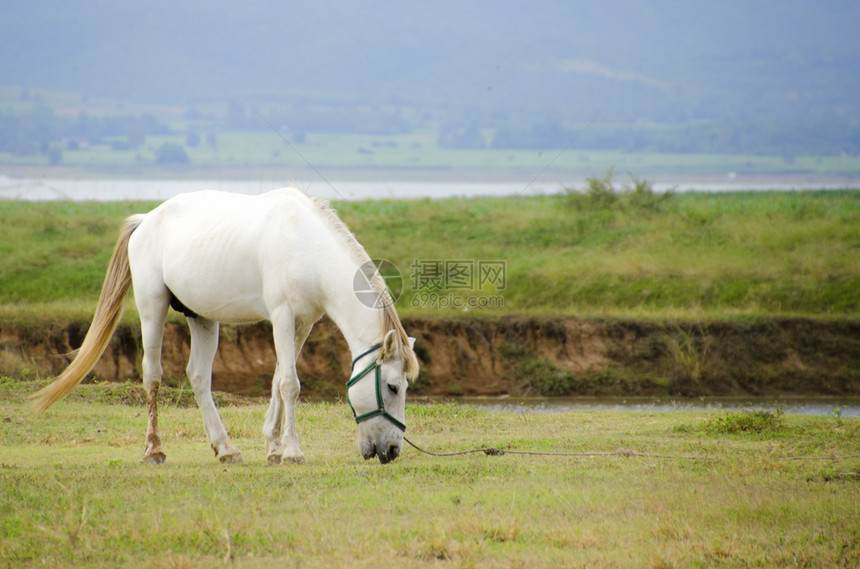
[[403, 437, 715, 459], [403, 436, 506, 457], [403, 437, 860, 462]]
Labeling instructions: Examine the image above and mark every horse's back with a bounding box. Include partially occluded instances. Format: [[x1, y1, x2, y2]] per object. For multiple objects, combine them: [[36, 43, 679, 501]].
[[147, 187, 313, 224]]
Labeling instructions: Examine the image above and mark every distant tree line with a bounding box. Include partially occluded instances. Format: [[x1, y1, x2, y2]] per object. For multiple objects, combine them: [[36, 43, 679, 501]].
[[426, 116, 860, 157], [488, 117, 860, 157], [0, 105, 56, 155], [232, 103, 414, 136], [2, 102, 858, 162], [0, 104, 172, 158]]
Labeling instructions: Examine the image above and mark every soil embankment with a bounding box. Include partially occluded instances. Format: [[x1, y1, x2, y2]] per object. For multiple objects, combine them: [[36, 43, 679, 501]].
[[2, 317, 858, 397]]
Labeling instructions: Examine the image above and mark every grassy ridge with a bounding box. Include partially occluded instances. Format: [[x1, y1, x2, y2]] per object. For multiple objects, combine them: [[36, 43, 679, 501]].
[[1, 187, 859, 320], [1, 380, 858, 568], [338, 186, 860, 317]]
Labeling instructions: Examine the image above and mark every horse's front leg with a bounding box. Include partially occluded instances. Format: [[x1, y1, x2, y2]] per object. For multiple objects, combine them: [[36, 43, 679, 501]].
[[264, 367, 304, 464], [262, 363, 285, 464], [277, 365, 304, 463], [265, 312, 305, 464], [187, 317, 242, 463]]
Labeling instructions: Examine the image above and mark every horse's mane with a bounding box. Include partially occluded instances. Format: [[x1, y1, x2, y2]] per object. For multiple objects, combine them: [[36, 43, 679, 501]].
[[310, 195, 419, 380]]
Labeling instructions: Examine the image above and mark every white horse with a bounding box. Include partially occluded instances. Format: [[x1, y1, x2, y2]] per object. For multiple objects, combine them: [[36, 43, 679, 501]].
[[32, 188, 419, 465]]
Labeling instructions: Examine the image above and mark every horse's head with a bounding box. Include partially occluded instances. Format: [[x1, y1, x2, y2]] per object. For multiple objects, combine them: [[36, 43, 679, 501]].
[[347, 330, 418, 464]]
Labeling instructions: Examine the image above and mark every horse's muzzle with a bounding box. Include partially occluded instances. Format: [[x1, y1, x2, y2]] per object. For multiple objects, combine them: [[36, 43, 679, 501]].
[[363, 442, 401, 464]]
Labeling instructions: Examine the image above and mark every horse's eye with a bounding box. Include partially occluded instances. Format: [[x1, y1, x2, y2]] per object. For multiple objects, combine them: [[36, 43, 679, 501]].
[[387, 383, 400, 396]]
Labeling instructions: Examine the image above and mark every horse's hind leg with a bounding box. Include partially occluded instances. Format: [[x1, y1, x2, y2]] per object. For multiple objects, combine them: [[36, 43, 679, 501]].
[[138, 294, 169, 464], [186, 317, 242, 463]]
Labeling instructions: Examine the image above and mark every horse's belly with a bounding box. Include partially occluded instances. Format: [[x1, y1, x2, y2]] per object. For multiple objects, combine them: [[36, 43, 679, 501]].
[[163, 253, 269, 324], [185, 292, 268, 324]]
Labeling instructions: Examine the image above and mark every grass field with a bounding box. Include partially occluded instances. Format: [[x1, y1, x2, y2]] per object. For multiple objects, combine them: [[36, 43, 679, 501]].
[[1, 379, 858, 568], [2, 178, 858, 568], [1, 185, 858, 322]]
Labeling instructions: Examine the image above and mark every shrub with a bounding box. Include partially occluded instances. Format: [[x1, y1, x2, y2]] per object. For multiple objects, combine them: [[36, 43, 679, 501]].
[[522, 357, 579, 396], [564, 168, 672, 213], [702, 410, 785, 435], [155, 142, 189, 165]]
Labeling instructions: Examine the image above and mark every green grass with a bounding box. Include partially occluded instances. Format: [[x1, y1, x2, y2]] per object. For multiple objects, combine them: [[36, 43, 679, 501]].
[[1, 379, 858, 568], [1, 186, 859, 321], [335, 186, 860, 318], [699, 409, 786, 435], [0, 200, 159, 324]]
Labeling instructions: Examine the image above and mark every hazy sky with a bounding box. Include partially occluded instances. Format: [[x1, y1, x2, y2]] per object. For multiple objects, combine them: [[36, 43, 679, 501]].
[[2, 2, 859, 124]]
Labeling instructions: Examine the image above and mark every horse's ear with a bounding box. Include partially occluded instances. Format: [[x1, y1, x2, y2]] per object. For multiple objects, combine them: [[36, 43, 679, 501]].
[[381, 329, 398, 360], [408, 336, 416, 350]]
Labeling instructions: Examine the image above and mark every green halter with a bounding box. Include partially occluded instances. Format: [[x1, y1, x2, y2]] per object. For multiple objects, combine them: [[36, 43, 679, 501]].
[[346, 344, 406, 432]]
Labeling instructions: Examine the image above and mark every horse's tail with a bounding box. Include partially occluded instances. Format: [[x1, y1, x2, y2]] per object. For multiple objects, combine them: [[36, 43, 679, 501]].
[[31, 215, 145, 413]]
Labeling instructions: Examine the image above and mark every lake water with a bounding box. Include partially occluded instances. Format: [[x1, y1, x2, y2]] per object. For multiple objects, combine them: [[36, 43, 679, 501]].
[[2, 176, 856, 201], [459, 396, 860, 417]]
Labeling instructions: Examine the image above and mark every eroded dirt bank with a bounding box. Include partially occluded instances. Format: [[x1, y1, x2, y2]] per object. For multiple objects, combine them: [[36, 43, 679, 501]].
[[2, 317, 858, 397]]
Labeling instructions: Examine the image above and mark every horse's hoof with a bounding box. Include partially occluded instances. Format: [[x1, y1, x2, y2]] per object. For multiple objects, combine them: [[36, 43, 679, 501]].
[[267, 454, 282, 466], [281, 455, 305, 465], [219, 453, 243, 464], [142, 452, 166, 465]]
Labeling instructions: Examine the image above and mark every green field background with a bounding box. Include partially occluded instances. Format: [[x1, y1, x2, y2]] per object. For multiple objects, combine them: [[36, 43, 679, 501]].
[[1, 186, 858, 322]]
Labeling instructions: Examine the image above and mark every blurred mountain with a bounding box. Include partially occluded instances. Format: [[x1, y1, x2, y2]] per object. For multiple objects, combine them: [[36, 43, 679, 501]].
[[2, 1, 859, 143]]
